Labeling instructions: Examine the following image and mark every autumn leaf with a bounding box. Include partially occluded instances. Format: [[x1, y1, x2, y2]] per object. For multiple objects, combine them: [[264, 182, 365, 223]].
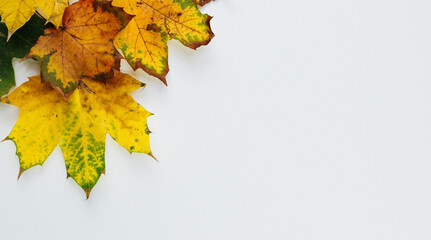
[[112, 0, 214, 85], [0, 14, 47, 97], [37, 0, 69, 27], [0, 0, 68, 39], [25, 0, 131, 96], [1, 73, 154, 198], [193, 0, 213, 7]]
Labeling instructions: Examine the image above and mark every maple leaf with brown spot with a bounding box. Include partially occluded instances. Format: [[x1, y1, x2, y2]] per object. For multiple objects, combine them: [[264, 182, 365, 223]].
[[112, 0, 214, 85], [24, 0, 131, 96]]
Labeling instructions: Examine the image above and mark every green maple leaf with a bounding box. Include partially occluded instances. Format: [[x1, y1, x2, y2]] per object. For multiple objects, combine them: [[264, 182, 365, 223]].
[[0, 14, 48, 97]]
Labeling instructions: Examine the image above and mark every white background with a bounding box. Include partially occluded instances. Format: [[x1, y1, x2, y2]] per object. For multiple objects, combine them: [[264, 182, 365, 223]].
[[1, 0, 431, 239]]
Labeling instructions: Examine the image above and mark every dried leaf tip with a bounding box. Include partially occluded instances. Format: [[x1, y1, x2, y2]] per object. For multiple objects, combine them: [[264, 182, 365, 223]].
[[17, 169, 25, 181], [148, 152, 158, 162], [85, 188, 93, 199]]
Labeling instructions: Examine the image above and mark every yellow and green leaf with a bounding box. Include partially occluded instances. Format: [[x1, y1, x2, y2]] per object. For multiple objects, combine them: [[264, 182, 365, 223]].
[[1, 76, 66, 170], [112, 0, 214, 84], [1, 73, 153, 198]]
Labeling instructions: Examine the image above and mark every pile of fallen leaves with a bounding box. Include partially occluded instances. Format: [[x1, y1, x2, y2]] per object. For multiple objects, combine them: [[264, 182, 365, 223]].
[[0, 0, 214, 198]]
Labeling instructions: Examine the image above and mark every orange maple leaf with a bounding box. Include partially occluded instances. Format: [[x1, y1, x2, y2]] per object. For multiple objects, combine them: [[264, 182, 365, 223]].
[[24, 0, 131, 96]]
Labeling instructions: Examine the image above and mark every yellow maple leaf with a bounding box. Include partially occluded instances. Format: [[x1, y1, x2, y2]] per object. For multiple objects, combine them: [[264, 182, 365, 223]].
[[37, 0, 68, 27], [112, 0, 214, 85], [1, 73, 154, 198], [0, 0, 68, 39]]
